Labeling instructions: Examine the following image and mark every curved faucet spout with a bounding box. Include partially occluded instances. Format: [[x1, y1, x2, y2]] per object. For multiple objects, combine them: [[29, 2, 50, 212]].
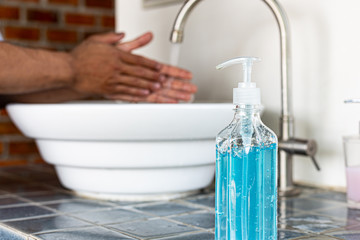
[[170, 0, 203, 43], [262, 0, 292, 120], [170, 0, 292, 119], [170, 0, 318, 197]]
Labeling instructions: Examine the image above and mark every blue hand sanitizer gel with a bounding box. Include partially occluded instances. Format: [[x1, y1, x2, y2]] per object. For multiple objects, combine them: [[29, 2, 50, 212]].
[[215, 57, 278, 240]]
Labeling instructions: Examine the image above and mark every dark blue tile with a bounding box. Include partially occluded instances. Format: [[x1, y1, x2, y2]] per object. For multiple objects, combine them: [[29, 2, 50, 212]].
[[0, 197, 28, 207], [109, 219, 196, 238], [328, 224, 360, 239], [297, 236, 339, 239], [284, 198, 341, 211], [73, 208, 149, 224], [35, 226, 135, 240], [328, 224, 360, 237], [0, 226, 27, 240], [171, 212, 215, 229], [20, 192, 78, 203], [0, 205, 54, 221], [110, 200, 150, 207], [44, 200, 111, 213], [135, 202, 198, 217], [159, 232, 215, 240], [333, 233, 360, 240], [186, 195, 215, 208], [281, 214, 346, 233], [316, 206, 349, 220], [4, 215, 91, 234], [277, 229, 306, 239], [315, 207, 360, 228]]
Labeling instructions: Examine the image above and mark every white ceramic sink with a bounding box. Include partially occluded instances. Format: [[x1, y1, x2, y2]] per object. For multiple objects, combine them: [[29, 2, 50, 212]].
[[7, 101, 233, 201]]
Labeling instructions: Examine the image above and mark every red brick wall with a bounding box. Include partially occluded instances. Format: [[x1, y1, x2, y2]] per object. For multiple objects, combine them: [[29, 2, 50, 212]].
[[0, 0, 115, 166]]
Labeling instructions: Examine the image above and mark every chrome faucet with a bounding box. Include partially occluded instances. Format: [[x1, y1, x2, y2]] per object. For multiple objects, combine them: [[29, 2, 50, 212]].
[[170, 0, 319, 197]]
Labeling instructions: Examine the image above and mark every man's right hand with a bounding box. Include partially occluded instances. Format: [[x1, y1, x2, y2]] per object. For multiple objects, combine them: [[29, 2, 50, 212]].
[[70, 32, 166, 99]]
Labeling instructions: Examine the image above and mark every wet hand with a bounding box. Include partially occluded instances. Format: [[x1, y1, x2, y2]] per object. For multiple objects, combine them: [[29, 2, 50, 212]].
[[108, 77, 197, 103], [106, 32, 197, 103], [70, 32, 165, 97]]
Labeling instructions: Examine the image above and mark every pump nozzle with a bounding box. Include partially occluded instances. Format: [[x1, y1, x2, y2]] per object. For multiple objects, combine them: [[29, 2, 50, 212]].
[[217, 57, 260, 86], [217, 57, 261, 105]]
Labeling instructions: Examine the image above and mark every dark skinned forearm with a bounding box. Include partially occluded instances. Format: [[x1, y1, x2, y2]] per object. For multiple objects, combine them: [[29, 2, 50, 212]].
[[0, 42, 73, 94], [0, 87, 92, 107]]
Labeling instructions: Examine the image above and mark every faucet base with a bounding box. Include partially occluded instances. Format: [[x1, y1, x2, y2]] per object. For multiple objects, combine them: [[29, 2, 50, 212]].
[[279, 187, 301, 197]]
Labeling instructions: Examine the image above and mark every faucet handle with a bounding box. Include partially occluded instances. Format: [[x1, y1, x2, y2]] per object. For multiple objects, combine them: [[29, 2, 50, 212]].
[[279, 138, 320, 171], [311, 156, 320, 171]]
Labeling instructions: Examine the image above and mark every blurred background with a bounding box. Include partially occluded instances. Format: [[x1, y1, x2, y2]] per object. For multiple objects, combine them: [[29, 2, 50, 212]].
[[0, 0, 115, 166]]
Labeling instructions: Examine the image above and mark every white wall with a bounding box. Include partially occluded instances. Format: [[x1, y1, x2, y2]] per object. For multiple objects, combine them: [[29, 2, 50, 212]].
[[116, 0, 360, 190]]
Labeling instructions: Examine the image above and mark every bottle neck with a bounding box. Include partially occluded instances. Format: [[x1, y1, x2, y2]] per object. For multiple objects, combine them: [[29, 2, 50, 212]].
[[230, 104, 262, 126], [233, 104, 262, 115]]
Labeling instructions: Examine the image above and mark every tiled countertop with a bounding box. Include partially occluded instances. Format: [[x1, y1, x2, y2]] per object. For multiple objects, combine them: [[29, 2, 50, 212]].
[[0, 165, 359, 240]]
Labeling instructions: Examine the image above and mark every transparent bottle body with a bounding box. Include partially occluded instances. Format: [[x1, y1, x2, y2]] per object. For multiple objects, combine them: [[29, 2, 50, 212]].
[[215, 114, 238, 240], [215, 105, 278, 240]]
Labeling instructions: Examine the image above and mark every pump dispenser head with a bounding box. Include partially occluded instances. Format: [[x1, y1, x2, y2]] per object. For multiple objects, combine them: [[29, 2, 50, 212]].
[[217, 57, 261, 105]]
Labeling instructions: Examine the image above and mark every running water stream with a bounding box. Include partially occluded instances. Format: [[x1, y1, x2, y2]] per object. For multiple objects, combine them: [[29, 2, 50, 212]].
[[169, 43, 181, 66], [169, 43, 194, 103]]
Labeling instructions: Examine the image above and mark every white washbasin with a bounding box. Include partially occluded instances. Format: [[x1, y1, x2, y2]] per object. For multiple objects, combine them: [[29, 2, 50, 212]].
[[7, 101, 233, 201]]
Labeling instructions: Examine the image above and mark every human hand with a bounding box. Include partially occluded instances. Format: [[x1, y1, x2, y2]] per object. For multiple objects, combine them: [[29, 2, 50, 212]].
[[70, 32, 165, 98], [109, 32, 197, 103]]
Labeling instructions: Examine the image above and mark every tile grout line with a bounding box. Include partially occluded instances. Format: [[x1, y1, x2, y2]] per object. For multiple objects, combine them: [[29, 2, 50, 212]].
[[0, 222, 33, 239]]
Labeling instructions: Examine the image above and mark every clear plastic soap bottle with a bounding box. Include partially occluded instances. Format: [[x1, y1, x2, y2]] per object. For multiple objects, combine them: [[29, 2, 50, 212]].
[[215, 57, 278, 240], [215, 109, 239, 240]]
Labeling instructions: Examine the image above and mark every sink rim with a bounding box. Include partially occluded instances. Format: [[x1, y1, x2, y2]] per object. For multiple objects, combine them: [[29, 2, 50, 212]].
[[6, 101, 234, 141]]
